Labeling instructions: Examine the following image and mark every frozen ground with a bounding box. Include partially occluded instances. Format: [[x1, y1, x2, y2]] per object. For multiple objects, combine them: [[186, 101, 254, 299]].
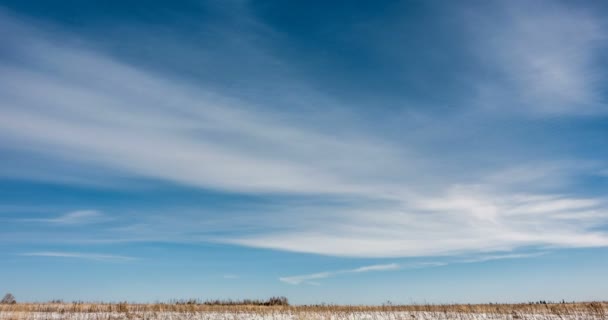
[[0, 311, 604, 320]]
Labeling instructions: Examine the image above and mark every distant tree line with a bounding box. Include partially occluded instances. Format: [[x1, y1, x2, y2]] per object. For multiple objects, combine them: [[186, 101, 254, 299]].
[[171, 296, 289, 306], [0, 293, 290, 306]]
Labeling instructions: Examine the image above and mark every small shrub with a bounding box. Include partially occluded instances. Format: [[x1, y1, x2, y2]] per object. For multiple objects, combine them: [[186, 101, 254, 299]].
[[1, 293, 16, 304], [265, 296, 289, 306]]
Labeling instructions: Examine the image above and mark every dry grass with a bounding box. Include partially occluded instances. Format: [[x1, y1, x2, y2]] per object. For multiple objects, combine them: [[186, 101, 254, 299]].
[[0, 302, 606, 320], [0, 301, 606, 315]]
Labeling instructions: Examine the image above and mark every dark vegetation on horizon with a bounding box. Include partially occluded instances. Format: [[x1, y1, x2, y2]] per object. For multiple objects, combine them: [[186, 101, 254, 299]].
[[1, 294, 290, 307], [1, 293, 16, 304], [170, 297, 289, 306]]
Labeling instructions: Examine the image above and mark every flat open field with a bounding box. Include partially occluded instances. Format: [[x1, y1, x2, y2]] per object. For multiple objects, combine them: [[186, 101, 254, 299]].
[[1, 303, 606, 320]]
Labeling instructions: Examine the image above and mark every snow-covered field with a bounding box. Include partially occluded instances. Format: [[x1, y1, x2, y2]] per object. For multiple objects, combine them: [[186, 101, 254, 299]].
[[0, 311, 604, 320]]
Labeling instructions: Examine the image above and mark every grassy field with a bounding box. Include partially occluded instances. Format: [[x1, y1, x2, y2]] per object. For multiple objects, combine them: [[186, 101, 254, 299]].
[[0, 302, 606, 320]]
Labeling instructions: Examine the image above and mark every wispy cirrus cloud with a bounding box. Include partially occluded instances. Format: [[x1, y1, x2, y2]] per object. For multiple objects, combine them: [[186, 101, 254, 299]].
[[0, 3, 607, 261], [458, 252, 548, 264], [471, 1, 607, 115], [279, 263, 400, 285], [22, 210, 107, 225], [0, 11, 403, 196], [226, 187, 608, 257], [19, 251, 136, 262], [281, 252, 547, 285]]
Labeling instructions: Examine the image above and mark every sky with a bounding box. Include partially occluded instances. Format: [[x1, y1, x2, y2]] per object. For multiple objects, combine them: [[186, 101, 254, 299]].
[[0, 0, 607, 305]]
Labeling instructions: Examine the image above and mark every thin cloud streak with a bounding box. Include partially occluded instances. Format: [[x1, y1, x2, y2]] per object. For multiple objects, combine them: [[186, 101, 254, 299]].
[[281, 253, 547, 285], [280, 263, 400, 285], [19, 251, 137, 262], [457, 252, 548, 263], [21, 210, 107, 225]]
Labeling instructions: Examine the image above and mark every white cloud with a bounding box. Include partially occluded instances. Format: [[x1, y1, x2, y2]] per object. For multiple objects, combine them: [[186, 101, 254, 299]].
[[351, 263, 401, 273], [226, 187, 608, 257], [280, 253, 546, 285], [458, 252, 548, 263], [20, 251, 136, 262], [279, 263, 400, 285], [0, 13, 404, 197], [23, 210, 107, 225], [472, 1, 606, 115], [1, 8, 607, 260]]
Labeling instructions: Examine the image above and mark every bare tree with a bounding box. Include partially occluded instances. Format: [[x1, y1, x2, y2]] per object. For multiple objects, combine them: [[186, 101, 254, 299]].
[[1, 293, 16, 304]]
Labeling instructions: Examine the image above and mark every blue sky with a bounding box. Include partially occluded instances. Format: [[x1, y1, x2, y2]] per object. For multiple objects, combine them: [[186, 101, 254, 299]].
[[0, 0, 607, 304]]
